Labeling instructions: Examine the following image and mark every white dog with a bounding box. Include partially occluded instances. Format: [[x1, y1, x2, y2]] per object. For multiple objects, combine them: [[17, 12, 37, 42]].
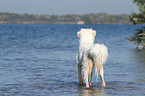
[[76, 28, 108, 88]]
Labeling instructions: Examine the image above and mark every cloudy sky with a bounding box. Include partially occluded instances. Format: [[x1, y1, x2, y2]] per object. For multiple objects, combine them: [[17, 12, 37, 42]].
[[0, 0, 139, 15]]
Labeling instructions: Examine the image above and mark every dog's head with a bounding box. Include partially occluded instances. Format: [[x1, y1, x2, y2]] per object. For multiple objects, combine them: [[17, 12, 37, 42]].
[[77, 28, 96, 38]]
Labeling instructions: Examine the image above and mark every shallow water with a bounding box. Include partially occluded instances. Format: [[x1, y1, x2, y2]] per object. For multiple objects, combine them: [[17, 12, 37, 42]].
[[0, 24, 144, 96]]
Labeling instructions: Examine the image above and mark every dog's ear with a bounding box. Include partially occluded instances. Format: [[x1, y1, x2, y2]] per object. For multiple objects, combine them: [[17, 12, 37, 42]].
[[77, 31, 81, 37], [93, 30, 96, 37]]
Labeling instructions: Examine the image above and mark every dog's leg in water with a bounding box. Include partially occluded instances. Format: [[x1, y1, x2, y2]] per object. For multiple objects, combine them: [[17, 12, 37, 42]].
[[85, 74, 89, 88], [100, 67, 106, 87], [84, 64, 90, 88], [88, 59, 93, 86], [78, 64, 84, 85]]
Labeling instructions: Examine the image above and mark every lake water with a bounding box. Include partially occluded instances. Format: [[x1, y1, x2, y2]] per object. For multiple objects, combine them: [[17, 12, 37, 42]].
[[0, 24, 144, 96]]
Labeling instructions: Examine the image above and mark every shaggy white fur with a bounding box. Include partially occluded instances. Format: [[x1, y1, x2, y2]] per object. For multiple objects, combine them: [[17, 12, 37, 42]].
[[76, 28, 108, 88]]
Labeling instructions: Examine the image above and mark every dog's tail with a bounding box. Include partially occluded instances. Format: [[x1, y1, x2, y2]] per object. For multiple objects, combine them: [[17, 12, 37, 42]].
[[89, 44, 108, 78]]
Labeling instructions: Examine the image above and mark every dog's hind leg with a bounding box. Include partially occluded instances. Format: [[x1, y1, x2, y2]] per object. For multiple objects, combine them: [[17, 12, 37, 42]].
[[88, 59, 93, 86], [99, 67, 106, 87], [84, 64, 90, 88], [78, 64, 84, 85], [84, 72, 89, 88]]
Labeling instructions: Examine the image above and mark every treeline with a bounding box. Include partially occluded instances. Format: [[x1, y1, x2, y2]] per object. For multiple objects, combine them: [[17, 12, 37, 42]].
[[0, 12, 131, 24]]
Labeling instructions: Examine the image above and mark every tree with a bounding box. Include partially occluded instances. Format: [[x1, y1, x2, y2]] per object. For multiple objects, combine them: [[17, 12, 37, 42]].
[[127, 0, 145, 48]]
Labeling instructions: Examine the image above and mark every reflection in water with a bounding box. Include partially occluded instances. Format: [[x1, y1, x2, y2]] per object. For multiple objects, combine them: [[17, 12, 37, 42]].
[[78, 85, 106, 96], [132, 49, 145, 63], [141, 50, 145, 63], [131, 49, 145, 82]]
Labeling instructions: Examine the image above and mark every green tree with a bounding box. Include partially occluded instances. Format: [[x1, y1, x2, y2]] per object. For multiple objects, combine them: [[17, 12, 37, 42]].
[[127, 0, 145, 48]]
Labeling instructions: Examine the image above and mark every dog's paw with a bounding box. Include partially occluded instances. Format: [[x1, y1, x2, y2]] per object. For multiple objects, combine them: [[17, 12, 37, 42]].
[[79, 81, 84, 85], [102, 83, 106, 87]]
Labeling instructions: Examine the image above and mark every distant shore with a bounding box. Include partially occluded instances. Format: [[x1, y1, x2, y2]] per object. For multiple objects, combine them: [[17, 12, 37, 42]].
[[0, 12, 131, 24]]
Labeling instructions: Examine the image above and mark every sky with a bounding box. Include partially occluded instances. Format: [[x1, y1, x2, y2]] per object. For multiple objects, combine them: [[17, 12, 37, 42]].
[[0, 0, 139, 15]]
